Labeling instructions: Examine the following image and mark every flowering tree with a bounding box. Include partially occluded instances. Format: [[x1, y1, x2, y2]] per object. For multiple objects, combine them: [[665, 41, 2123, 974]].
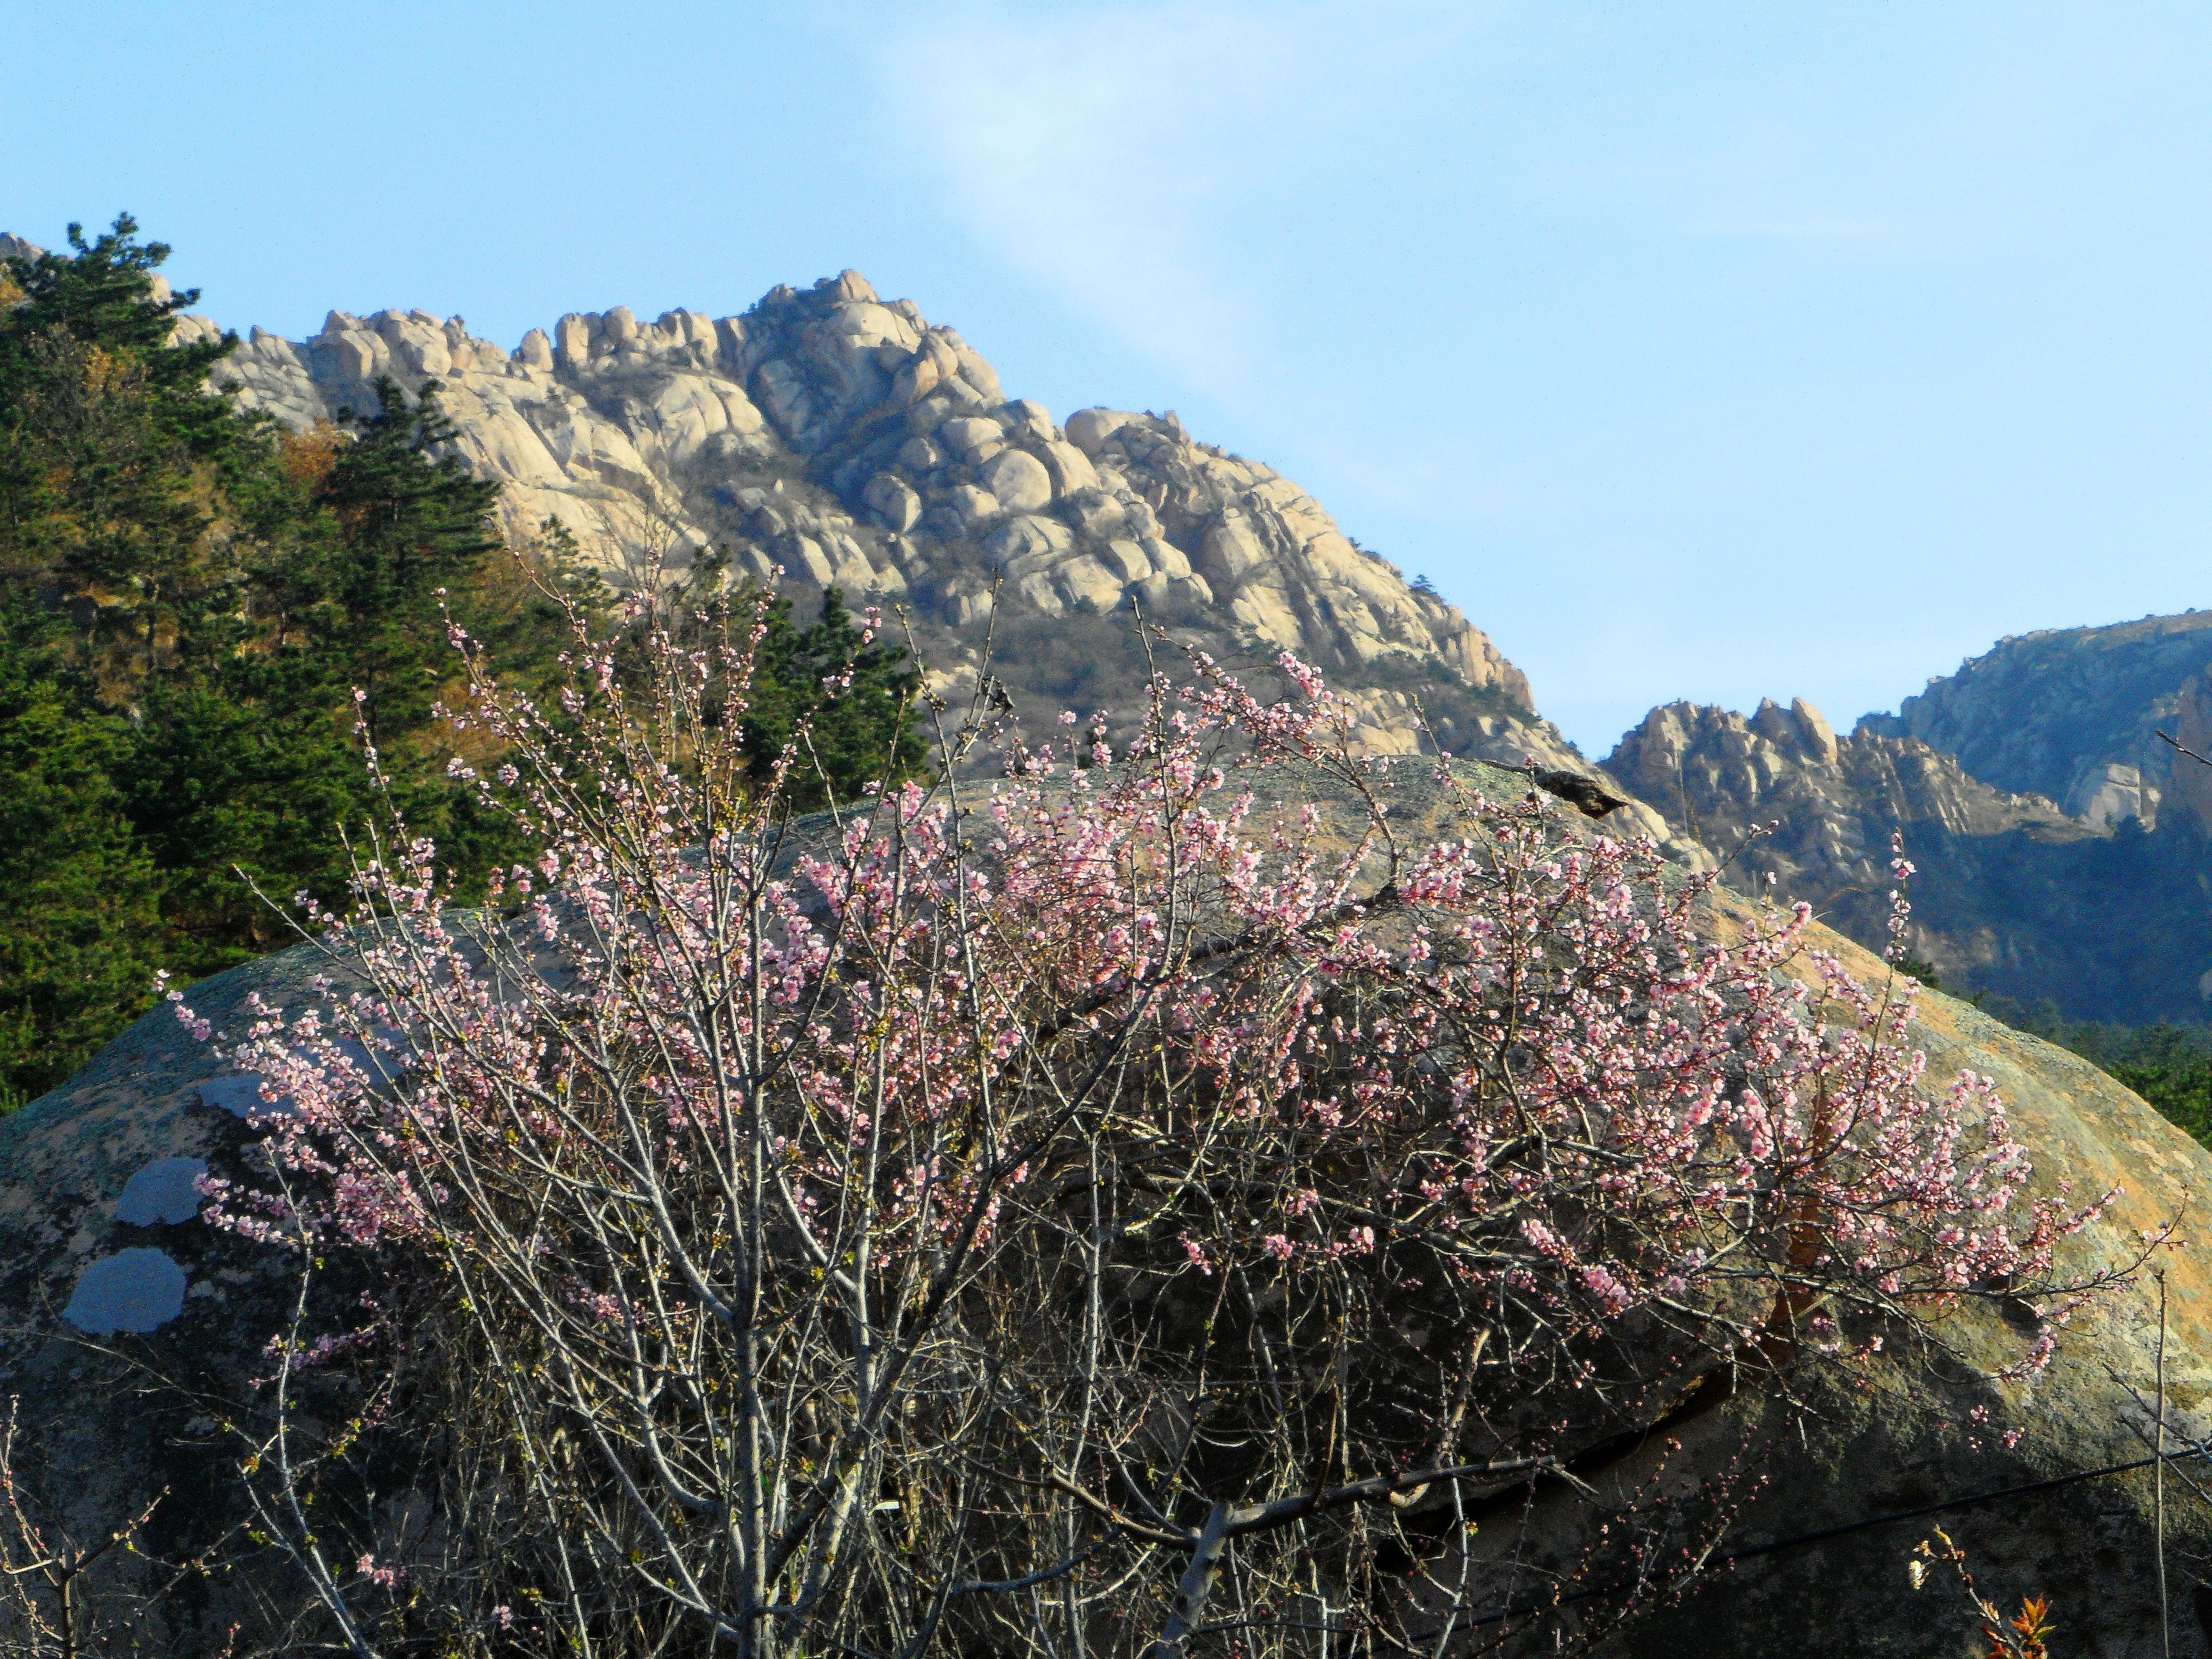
[[174, 579, 2122, 1658]]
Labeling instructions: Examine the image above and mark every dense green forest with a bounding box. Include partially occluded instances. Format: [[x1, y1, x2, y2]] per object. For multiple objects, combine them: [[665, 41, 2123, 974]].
[[0, 218, 921, 1107]]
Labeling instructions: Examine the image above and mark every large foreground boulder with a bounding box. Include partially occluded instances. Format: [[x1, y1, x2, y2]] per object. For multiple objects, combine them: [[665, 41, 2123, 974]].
[[0, 941, 348, 1648], [1554, 929, 2212, 1657]]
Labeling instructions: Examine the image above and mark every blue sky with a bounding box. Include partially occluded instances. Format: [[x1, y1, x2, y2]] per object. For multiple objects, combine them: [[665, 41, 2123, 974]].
[[6, 2, 2209, 753]]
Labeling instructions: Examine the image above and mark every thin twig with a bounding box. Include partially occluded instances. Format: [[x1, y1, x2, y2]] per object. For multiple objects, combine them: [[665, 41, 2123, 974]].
[[2157, 1269, 2171, 1659]]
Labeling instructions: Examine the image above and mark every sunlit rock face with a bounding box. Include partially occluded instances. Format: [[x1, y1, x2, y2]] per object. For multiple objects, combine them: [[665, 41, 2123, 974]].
[[1477, 897, 2212, 1659], [1603, 693, 2087, 894], [170, 267, 1640, 799]]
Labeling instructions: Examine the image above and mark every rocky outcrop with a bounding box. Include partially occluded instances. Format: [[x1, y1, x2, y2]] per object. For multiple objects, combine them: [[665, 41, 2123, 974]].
[[1860, 611, 2212, 829], [161, 269, 1600, 786], [1601, 695, 2212, 1021], [1606, 695, 2087, 895], [1564, 904, 2212, 1658], [1662, 616, 2212, 1018]]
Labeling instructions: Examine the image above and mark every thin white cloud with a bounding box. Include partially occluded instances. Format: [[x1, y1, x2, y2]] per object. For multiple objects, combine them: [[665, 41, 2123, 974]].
[[847, 1, 1474, 404]]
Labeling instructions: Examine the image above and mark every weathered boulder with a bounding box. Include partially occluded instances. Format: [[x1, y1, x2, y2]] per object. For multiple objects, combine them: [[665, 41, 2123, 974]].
[[863, 472, 922, 533], [1142, 536, 1192, 580], [1573, 906, 2212, 1659], [1037, 438, 1098, 497], [1060, 489, 1129, 540], [983, 513, 1073, 571], [1200, 513, 1269, 585], [978, 448, 1052, 514], [151, 255, 1579, 786], [1051, 554, 1126, 613], [939, 415, 1005, 461], [1065, 406, 1135, 456], [998, 398, 1054, 445], [940, 484, 1000, 534], [0, 942, 368, 1650], [1097, 539, 1152, 583]]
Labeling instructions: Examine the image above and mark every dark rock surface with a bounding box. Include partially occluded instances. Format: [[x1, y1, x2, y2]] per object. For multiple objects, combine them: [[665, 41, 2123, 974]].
[[0, 945, 348, 1650]]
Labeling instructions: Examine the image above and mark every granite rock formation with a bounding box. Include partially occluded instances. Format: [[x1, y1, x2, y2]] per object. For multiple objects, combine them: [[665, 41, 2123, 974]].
[[1602, 693, 2212, 1021], [1604, 695, 2089, 900], [164, 270, 1616, 793]]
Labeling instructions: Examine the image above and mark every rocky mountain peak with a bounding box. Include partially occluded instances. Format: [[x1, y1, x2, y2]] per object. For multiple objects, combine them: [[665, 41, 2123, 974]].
[[1595, 675, 2212, 1019], [155, 263, 1639, 795], [1603, 693, 2095, 967], [1611, 695, 1844, 808]]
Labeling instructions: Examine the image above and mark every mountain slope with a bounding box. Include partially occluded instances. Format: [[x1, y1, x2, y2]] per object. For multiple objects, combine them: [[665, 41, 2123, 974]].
[[1604, 692, 2212, 1021], [174, 270, 1613, 792]]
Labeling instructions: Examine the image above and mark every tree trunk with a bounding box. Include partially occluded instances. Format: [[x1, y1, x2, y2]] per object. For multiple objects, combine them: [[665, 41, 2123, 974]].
[[1148, 1502, 1231, 1659]]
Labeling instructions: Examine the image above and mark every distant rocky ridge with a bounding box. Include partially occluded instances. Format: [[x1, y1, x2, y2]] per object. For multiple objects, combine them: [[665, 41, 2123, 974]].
[[149, 271, 2212, 1010], [27, 231, 2212, 1012], [133, 262, 1659, 810], [1603, 695, 2091, 893], [1598, 671, 2212, 1021], [1858, 611, 2212, 829]]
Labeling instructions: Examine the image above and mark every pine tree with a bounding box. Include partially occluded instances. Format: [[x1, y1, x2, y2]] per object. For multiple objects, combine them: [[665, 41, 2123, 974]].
[[733, 586, 926, 810], [0, 215, 246, 682], [311, 377, 500, 745], [0, 217, 929, 1103], [0, 602, 161, 1104]]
